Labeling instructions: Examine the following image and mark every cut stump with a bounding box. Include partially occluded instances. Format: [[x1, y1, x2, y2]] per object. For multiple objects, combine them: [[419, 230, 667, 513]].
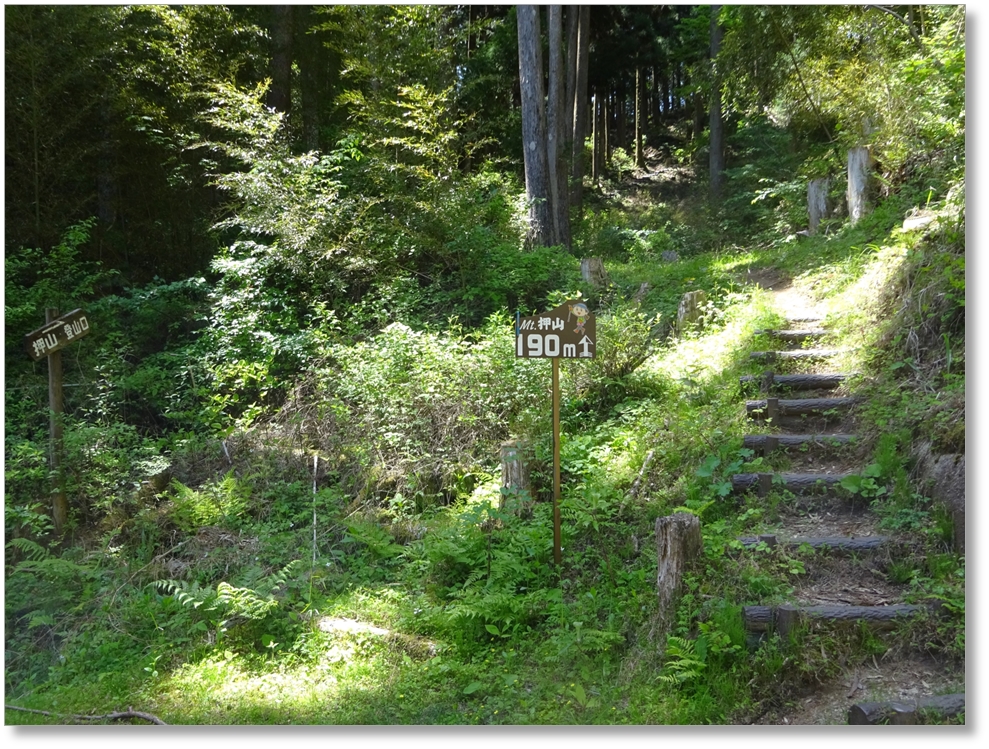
[[656, 513, 703, 621]]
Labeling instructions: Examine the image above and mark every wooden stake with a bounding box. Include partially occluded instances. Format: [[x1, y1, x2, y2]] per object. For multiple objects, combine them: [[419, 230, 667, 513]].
[[47, 308, 67, 535], [552, 357, 562, 565]]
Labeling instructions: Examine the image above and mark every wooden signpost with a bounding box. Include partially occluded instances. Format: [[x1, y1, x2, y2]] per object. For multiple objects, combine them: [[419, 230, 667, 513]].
[[515, 300, 595, 565], [24, 308, 92, 534]]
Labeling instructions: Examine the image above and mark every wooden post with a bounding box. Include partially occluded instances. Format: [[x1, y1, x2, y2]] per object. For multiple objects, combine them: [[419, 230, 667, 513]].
[[808, 177, 830, 234], [500, 440, 530, 511], [580, 257, 609, 288], [46, 308, 68, 534], [552, 357, 562, 565], [847, 146, 873, 226]]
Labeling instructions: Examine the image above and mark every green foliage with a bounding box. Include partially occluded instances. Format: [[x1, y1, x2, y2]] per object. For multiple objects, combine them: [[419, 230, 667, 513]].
[[165, 472, 251, 532], [296, 314, 547, 506], [660, 636, 707, 687], [156, 560, 305, 652]]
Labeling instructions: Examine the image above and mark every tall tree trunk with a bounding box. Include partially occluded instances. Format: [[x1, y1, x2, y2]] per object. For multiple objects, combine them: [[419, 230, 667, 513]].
[[296, 6, 321, 151], [570, 5, 590, 217], [517, 5, 551, 247], [660, 65, 673, 120], [564, 5, 578, 142], [692, 92, 705, 141], [708, 4, 725, 202], [547, 5, 570, 249], [616, 85, 625, 154], [635, 67, 644, 167], [266, 5, 294, 115], [97, 92, 116, 227]]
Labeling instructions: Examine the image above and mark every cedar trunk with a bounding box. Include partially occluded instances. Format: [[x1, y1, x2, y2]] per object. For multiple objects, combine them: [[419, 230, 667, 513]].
[[709, 4, 725, 201], [570, 5, 590, 217], [517, 6, 551, 247]]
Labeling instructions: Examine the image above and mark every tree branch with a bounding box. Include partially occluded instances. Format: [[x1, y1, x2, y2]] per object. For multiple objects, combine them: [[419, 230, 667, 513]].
[[866, 5, 925, 52], [769, 12, 833, 143], [6, 704, 168, 725]]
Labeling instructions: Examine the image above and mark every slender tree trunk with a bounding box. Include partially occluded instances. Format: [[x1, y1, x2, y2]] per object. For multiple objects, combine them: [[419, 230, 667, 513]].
[[547, 5, 570, 249], [570, 5, 590, 217], [297, 6, 321, 151], [661, 64, 673, 120], [97, 92, 116, 227], [616, 85, 625, 154], [517, 5, 551, 247], [266, 5, 294, 114], [708, 4, 725, 202], [692, 92, 705, 141], [564, 5, 578, 141], [635, 67, 644, 167], [591, 89, 600, 183]]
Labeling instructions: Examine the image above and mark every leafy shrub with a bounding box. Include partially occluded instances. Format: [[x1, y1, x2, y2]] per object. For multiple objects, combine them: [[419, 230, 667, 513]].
[[283, 313, 548, 507]]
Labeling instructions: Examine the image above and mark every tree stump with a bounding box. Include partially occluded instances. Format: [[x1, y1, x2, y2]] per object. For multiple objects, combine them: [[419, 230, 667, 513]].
[[632, 282, 651, 304], [676, 290, 708, 334], [655, 512, 703, 623], [847, 146, 873, 226], [580, 257, 609, 288], [808, 177, 830, 234], [499, 440, 531, 511]]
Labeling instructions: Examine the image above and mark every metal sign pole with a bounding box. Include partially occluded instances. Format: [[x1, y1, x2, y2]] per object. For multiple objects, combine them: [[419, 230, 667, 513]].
[[46, 308, 68, 534], [552, 357, 562, 566]]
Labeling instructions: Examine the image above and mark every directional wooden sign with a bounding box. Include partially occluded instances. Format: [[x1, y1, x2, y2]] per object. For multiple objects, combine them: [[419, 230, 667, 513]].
[[515, 300, 595, 359], [24, 308, 91, 361]]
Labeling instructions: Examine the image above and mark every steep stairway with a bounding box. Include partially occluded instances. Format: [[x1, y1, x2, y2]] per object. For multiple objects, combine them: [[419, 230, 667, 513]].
[[728, 317, 958, 724]]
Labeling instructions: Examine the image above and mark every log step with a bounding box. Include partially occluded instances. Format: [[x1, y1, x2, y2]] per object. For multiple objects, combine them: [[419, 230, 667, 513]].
[[750, 349, 840, 364], [743, 603, 927, 637], [755, 328, 829, 343], [848, 693, 965, 725], [737, 534, 889, 552], [746, 396, 861, 419], [739, 373, 848, 392], [731, 472, 854, 495], [742, 433, 858, 452]]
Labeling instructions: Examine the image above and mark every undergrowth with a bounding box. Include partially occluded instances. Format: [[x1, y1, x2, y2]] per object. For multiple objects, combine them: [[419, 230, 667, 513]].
[[5, 180, 964, 728]]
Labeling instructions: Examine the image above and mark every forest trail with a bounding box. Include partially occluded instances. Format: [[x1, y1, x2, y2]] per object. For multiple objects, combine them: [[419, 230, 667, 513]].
[[731, 264, 965, 725]]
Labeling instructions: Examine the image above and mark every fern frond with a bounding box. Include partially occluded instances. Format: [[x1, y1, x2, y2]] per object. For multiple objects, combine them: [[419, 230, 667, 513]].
[[6, 537, 50, 562]]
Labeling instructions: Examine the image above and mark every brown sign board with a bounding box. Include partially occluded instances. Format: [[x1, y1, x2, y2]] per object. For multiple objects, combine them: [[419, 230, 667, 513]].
[[24, 308, 91, 361], [515, 300, 595, 359]]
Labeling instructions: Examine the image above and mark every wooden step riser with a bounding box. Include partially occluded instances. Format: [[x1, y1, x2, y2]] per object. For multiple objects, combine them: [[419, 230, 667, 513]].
[[737, 535, 888, 552], [739, 373, 849, 392], [746, 397, 861, 419], [755, 329, 829, 344], [848, 694, 965, 725], [750, 350, 840, 364], [743, 604, 927, 638], [731, 472, 853, 495], [742, 434, 858, 453]]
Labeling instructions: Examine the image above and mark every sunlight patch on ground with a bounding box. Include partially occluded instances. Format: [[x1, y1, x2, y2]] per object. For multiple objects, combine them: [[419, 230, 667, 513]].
[[644, 288, 776, 385]]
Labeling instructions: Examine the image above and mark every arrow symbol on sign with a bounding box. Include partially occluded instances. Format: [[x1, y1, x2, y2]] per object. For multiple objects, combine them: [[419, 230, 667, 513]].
[[578, 335, 594, 357]]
